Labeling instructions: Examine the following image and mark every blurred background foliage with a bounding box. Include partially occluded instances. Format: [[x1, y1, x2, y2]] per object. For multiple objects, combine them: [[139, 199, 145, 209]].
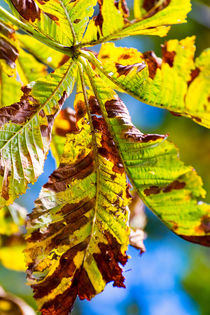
[[0, 0, 209, 314]]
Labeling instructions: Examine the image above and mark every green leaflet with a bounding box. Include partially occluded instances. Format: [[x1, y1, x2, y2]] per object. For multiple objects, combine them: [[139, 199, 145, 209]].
[[25, 75, 130, 314], [0, 21, 22, 106], [0, 202, 26, 271], [0, 20, 48, 106], [133, 0, 189, 19], [0, 61, 77, 207], [17, 48, 47, 83], [1, 0, 190, 50], [89, 37, 210, 128], [82, 58, 210, 246], [81, 0, 191, 46], [6, 0, 97, 47], [18, 34, 67, 69], [0, 70, 22, 107]]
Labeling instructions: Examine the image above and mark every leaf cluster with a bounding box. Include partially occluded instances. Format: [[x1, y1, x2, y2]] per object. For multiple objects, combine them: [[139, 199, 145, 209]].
[[0, 0, 209, 314]]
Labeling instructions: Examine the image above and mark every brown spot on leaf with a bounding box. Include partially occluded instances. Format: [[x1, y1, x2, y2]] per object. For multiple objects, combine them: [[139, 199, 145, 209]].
[[0, 37, 19, 68], [1, 167, 10, 201], [41, 265, 96, 314], [44, 12, 59, 24], [143, 0, 170, 17], [40, 114, 56, 138], [31, 236, 98, 315], [58, 91, 68, 107], [115, 0, 130, 18], [74, 19, 81, 24], [43, 152, 94, 192], [94, 4, 103, 34], [100, 54, 109, 59], [0, 21, 15, 39], [58, 55, 70, 67], [91, 110, 124, 174], [144, 181, 186, 196], [169, 111, 182, 117], [180, 235, 210, 247], [28, 200, 94, 244], [75, 100, 86, 120], [89, 96, 102, 115], [143, 51, 162, 79], [191, 115, 202, 123], [188, 67, 200, 86], [11, 0, 41, 22], [120, 53, 131, 60], [123, 127, 166, 142], [76, 268, 96, 300], [41, 287, 77, 315], [94, 231, 128, 287], [116, 62, 146, 76], [163, 180, 186, 193], [121, 0, 130, 17], [200, 215, 210, 234], [39, 109, 45, 118], [0, 89, 39, 127], [32, 239, 90, 298], [162, 44, 176, 67], [55, 108, 77, 136], [105, 98, 130, 120], [144, 186, 161, 196]]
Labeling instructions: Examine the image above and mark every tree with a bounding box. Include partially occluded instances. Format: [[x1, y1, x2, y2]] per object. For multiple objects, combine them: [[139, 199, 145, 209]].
[[0, 0, 209, 314]]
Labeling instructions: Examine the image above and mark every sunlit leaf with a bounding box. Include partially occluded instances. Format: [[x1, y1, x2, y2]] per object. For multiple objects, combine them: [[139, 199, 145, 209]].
[[18, 34, 66, 69], [0, 20, 48, 106], [0, 61, 77, 207], [25, 76, 130, 314], [83, 59, 210, 246], [6, 0, 97, 47], [0, 20, 22, 107], [17, 48, 47, 84], [95, 37, 210, 128], [0, 0, 209, 312], [82, 0, 191, 46]]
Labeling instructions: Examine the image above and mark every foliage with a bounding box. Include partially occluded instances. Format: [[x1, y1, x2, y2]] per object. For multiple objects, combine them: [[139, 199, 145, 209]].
[[0, 0, 209, 314]]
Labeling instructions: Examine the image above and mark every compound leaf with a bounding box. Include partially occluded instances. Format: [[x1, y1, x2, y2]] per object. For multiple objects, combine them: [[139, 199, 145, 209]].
[[25, 74, 130, 314], [3, 0, 191, 49]]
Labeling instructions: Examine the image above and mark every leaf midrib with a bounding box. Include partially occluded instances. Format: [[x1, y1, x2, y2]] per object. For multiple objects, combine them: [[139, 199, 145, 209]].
[[78, 62, 100, 271], [59, 0, 78, 46]]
